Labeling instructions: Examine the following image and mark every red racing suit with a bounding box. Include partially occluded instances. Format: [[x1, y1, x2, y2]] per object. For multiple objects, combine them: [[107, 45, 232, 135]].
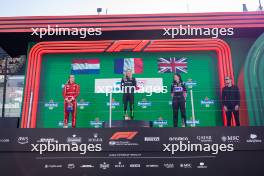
[[63, 82, 80, 128]]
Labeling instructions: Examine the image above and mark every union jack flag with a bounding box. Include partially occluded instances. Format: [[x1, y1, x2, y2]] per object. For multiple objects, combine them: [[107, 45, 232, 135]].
[[158, 57, 188, 73]]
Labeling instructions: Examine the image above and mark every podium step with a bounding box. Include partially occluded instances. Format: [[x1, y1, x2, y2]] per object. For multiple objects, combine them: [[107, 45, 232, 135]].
[[103, 120, 152, 128]]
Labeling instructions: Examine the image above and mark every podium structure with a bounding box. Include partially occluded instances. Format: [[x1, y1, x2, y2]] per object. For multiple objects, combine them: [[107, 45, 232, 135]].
[[107, 92, 152, 128], [0, 118, 20, 128], [103, 120, 152, 128]]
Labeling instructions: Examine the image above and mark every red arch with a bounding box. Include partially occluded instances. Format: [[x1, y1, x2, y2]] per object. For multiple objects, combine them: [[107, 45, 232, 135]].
[[21, 39, 234, 128]]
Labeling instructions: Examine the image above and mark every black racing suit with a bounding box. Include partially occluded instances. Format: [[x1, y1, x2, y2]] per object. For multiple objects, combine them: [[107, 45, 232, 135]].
[[171, 81, 187, 127], [121, 77, 137, 119], [222, 85, 240, 126]]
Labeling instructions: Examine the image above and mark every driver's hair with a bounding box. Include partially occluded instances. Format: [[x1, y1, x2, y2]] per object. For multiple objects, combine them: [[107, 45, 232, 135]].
[[67, 75, 74, 84], [124, 69, 132, 79]]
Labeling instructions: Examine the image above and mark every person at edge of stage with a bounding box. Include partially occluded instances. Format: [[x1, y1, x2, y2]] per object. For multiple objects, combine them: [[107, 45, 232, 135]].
[[222, 76, 241, 127]]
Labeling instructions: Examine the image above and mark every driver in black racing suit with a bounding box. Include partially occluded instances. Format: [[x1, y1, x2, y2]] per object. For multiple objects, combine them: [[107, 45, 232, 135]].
[[171, 73, 187, 127], [121, 69, 137, 120]]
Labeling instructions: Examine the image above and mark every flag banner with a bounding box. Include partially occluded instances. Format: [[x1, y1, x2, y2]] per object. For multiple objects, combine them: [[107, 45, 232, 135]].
[[158, 57, 187, 73], [114, 58, 143, 74], [71, 59, 100, 74]]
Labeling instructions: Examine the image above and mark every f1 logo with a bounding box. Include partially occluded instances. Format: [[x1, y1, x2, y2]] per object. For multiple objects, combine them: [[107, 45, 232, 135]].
[[110, 132, 138, 140]]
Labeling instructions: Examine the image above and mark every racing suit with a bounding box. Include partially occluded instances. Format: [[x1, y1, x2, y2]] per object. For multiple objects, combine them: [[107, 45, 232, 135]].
[[171, 81, 187, 127], [63, 82, 80, 128], [121, 76, 137, 119]]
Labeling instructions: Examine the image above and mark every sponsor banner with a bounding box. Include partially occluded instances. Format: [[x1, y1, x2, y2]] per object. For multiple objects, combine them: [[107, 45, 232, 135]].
[[153, 120, 169, 128], [77, 100, 90, 109], [186, 120, 200, 126], [137, 99, 152, 109], [0, 127, 263, 152], [106, 99, 120, 109], [58, 121, 72, 128], [1, 151, 264, 175], [185, 78, 197, 88], [44, 100, 59, 110], [201, 97, 215, 107], [90, 121, 104, 128]]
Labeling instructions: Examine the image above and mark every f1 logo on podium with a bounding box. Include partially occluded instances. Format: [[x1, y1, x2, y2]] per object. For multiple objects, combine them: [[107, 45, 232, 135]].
[[110, 132, 138, 140]]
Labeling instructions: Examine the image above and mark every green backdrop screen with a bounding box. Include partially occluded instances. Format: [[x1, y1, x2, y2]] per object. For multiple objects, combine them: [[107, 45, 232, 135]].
[[37, 51, 222, 128]]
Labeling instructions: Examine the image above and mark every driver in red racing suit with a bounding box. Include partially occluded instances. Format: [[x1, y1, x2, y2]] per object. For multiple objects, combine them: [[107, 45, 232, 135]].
[[63, 75, 80, 128]]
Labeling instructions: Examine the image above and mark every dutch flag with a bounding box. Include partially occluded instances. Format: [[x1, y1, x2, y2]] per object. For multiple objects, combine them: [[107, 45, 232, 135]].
[[71, 59, 100, 74]]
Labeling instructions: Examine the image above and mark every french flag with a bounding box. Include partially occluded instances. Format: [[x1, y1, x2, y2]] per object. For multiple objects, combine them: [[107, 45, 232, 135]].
[[71, 59, 100, 74], [114, 58, 143, 74]]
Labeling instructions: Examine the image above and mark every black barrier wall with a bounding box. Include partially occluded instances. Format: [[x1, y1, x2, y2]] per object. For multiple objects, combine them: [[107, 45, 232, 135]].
[[0, 127, 264, 176]]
